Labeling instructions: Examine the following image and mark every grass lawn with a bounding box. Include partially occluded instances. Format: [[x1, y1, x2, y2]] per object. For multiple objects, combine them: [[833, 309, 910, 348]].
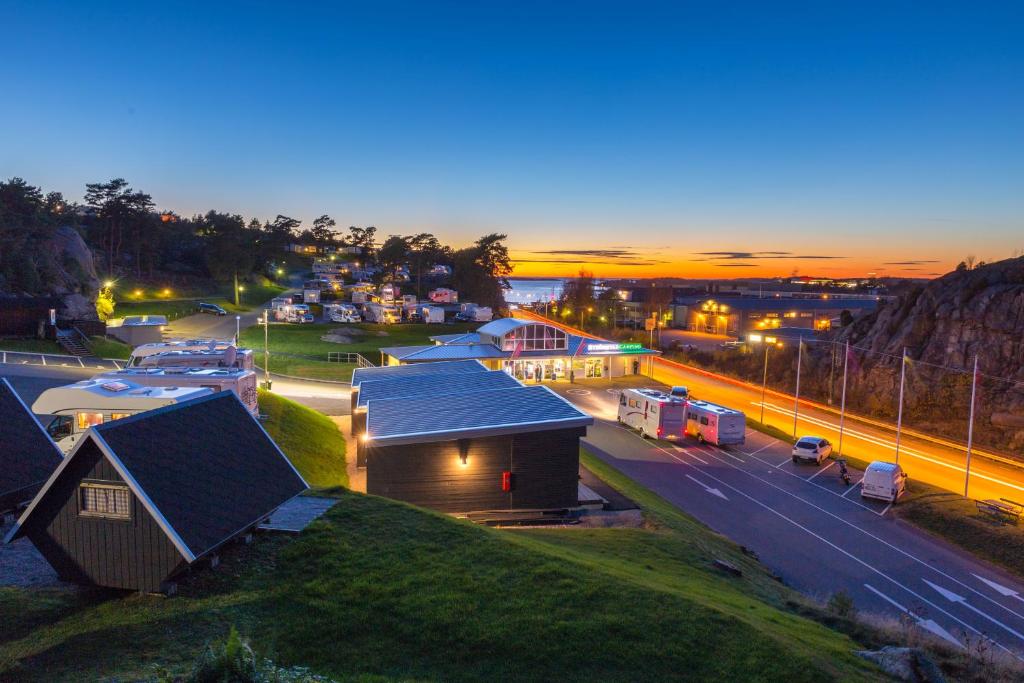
[[0, 339, 63, 354], [257, 389, 347, 489], [0, 452, 881, 681], [86, 336, 132, 360], [116, 283, 287, 320]]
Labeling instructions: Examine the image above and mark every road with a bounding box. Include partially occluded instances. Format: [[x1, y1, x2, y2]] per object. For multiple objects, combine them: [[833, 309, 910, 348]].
[[555, 376, 1024, 659], [515, 309, 1024, 503]]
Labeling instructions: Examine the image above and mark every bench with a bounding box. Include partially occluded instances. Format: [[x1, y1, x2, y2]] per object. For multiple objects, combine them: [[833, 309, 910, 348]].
[[976, 499, 1024, 524]]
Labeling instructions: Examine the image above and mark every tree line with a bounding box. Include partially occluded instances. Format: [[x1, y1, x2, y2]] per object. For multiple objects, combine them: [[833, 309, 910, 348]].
[[1, 177, 513, 310]]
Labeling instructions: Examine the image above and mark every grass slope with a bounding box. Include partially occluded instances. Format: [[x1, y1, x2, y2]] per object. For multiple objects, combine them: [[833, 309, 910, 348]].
[[0, 454, 879, 682], [117, 283, 287, 320], [257, 389, 347, 490]]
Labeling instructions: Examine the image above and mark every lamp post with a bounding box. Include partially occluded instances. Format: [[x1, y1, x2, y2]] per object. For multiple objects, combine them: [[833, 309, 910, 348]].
[[759, 338, 782, 423], [262, 310, 271, 390], [235, 315, 241, 345]]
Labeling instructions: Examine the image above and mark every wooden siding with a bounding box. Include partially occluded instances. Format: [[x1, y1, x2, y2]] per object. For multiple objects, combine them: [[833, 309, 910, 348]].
[[365, 427, 582, 512], [21, 441, 186, 592], [353, 411, 368, 467]]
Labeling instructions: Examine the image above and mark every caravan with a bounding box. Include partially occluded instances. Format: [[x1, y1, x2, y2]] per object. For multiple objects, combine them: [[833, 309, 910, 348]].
[[324, 303, 361, 323], [89, 367, 259, 416], [364, 302, 400, 324], [128, 340, 254, 370], [685, 400, 746, 446], [33, 380, 214, 453], [617, 388, 686, 440]]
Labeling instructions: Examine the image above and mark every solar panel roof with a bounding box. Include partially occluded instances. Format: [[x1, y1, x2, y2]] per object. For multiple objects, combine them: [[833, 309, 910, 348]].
[[356, 370, 521, 409], [351, 359, 488, 388]]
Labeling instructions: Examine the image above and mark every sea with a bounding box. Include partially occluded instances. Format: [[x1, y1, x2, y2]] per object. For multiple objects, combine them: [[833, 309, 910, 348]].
[[504, 278, 566, 304]]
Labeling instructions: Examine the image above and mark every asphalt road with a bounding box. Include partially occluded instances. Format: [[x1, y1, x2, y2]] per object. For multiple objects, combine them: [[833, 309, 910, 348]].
[[515, 309, 1024, 503], [556, 377, 1024, 660]]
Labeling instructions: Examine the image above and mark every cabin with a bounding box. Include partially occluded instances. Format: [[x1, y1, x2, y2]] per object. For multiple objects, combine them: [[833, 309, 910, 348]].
[[0, 379, 64, 513], [4, 393, 307, 593], [350, 359, 490, 415], [363, 382, 593, 513]]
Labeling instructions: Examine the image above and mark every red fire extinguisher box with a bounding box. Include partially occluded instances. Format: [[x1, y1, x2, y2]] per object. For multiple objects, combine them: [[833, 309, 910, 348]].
[[501, 471, 513, 492]]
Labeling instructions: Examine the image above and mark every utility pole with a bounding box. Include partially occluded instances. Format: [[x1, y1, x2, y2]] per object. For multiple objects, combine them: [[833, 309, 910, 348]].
[[964, 355, 979, 498], [233, 271, 240, 307], [263, 310, 271, 390], [792, 337, 803, 436], [894, 347, 907, 464], [760, 342, 771, 423], [837, 341, 850, 456], [827, 341, 837, 405]]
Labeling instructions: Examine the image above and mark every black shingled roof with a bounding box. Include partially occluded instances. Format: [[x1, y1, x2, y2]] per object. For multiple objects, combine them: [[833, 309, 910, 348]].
[[0, 378, 62, 501], [92, 392, 307, 559]]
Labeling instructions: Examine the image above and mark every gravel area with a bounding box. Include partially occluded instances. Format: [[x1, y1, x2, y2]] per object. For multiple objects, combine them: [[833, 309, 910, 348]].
[[0, 517, 62, 587]]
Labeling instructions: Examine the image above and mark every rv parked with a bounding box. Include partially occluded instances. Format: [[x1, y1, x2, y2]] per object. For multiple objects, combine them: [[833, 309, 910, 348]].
[[90, 367, 259, 416], [364, 302, 400, 324], [861, 461, 907, 503], [429, 288, 458, 303], [128, 339, 235, 366], [420, 305, 445, 323], [325, 303, 361, 323], [685, 400, 746, 446], [455, 303, 493, 322], [33, 379, 214, 453], [617, 388, 686, 440]]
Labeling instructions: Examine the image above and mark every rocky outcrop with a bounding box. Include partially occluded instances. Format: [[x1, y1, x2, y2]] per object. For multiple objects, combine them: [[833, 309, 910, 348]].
[[837, 257, 1024, 453], [855, 647, 945, 683]]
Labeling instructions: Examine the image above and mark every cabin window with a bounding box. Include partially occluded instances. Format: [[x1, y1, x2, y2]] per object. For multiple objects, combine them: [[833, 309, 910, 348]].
[[650, 404, 658, 414], [700, 417, 709, 426], [619, 394, 626, 406], [110, 413, 132, 421], [79, 483, 131, 520], [76, 412, 104, 430]]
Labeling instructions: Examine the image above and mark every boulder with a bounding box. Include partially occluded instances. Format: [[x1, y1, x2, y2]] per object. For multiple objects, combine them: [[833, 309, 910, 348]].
[[855, 647, 945, 682]]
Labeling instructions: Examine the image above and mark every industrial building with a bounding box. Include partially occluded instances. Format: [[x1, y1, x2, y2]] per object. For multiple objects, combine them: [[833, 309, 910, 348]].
[[5, 393, 307, 593], [676, 296, 880, 336], [354, 362, 593, 514], [379, 318, 658, 382]]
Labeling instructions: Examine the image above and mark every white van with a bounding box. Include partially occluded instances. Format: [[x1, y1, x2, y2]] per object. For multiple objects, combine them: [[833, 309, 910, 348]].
[[617, 388, 686, 440], [861, 461, 907, 503], [685, 400, 746, 446]]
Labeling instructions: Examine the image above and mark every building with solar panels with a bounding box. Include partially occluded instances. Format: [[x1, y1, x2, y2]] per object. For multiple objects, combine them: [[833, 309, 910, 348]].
[[355, 361, 594, 514], [378, 318, 658, 383]]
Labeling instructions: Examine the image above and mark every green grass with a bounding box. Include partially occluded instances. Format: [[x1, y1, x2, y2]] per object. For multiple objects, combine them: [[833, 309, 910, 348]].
[[85, 336, 132, 360], [0, 339, 63, 354], [116, 283, 287, 320], [257, 389, 347, 489], [0, 451, 880, 681], [264, 356, 356, 381]]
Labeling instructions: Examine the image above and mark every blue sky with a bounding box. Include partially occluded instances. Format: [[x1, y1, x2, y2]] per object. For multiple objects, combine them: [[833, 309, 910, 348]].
[[2, 1, 1022, 277]]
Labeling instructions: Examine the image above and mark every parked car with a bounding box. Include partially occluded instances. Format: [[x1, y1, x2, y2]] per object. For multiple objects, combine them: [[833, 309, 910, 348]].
[[861, 461, 907, 503], [791, 436, 832, 465], [720, 340, 744, 350], [669, 385, 689, 400], [199, 302, 227, 316]]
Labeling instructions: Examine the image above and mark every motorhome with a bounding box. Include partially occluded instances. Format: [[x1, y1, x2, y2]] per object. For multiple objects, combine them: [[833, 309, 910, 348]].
[[325, 303, 361, 323], [685, 400, 746, 446], [89, 367, 259, 416], [380, 283, 398, 304], [128, 339, 234, 366], [617, 388, 686, 440], [364, 302, 401, 324], [303, 288, 321, 304], [33, 380, 214, 453], [273, 301, 314, 323], [128, 340, 254, 370], [419, 305, 445, 323], [429, 288, 458, 303], [455, 303, 493, 322]]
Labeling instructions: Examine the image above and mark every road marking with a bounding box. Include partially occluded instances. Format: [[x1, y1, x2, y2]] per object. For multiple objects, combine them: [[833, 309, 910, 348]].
[[670, 443, 707, 464], [634, 436, 1017, 659], [924, 579, 1024, 643], [566, 388, 591, 395], [685, 474, 729, 500], [841, 478, 864, 497], [753, 401, 1024, 494], [774, 457, 791, 468], [973, 575, 1024, 604], [863, 584, 963, 649], [806, 460, 836, 481], [747, 441, 778, 457]]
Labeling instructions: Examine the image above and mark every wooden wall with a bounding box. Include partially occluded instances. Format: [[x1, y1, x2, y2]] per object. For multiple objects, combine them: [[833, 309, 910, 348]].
[[365, 427, 582, 512], [21, 441, 186, 592]]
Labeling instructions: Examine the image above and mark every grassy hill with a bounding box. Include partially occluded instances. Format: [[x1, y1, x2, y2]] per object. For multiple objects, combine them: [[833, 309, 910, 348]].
[[0, 447, 879, 681], [258, 389, 347, 490]]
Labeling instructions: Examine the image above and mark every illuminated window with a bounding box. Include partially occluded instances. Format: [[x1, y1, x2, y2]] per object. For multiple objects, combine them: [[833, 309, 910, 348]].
[[79, 483, 131, 520], [110, 413, 132, 421], [77, 412, 104, 430], [502, 324, 567, 351]]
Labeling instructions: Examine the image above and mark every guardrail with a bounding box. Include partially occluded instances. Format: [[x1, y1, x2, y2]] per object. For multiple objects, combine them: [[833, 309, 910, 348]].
[[327, 351, 373, 368], [0, 349, 123, 370]]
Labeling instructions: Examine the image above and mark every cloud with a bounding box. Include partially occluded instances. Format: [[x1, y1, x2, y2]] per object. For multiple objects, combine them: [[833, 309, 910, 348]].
[[714, 263, 757, 267], [692, 251, 844, 261], [512, 258, 663, 266], [883, 260, 940, 265], [515, 247, 667, 266]]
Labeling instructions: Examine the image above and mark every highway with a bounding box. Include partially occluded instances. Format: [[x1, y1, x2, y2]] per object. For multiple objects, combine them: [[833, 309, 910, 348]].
[[515, 309, 1024, 503], [554, 377, 1024, 660]]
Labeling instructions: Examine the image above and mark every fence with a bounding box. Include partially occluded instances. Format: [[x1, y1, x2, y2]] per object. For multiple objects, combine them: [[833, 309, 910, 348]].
[[327, 351, 373, 368]]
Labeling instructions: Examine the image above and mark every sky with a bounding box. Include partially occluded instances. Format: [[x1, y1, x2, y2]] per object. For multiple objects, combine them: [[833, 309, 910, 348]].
[[2, 1, 1022, 279]]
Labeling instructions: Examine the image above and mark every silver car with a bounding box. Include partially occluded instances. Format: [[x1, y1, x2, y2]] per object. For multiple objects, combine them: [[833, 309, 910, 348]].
[[792, 436, 832, 465]]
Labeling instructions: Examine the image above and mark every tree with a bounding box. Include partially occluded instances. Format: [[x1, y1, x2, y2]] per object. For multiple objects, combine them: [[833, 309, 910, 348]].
[[406, 232, 445, 297], [95, 283, 115, 321], [310, 214, 337, 245], [451, 233, 513, 311], [84, 178, 154, 274], [376, 235, 410, 284], [347, 225, 377, 262], [560, 269, 596, 315], [195, 211, 256, 303]]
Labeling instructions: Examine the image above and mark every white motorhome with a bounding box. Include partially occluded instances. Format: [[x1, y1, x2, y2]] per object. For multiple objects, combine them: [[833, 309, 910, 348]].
[[380, 283, 398, 304], [617, 388, 686, 440], [33, 380, 214, 453], [324, 303, 361, 323], [89, 367, 259, 416], [429, 288, 458, 303], [456, 303, 493, 322], [364, 302, 400, 324], [420, 305, 445, 323], [861, 461, 907, 503], [685, 400, 746, 446], [128, 339, 235, 366], [128, 340, 254, 370]]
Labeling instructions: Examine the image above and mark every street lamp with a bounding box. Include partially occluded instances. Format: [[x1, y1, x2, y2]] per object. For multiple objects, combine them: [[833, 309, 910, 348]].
[[262, 310, 271, 390], [235, 315, 241, 345], [759, 337, 783, 423]]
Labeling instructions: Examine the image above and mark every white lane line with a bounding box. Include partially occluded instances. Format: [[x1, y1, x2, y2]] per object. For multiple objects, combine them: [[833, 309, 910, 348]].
[[670, 443, 707, 464], [741, 449, 881, 515], [925, 579, 1024, 643], [879, 502, 894, 516], [806, 460, 836, 481], [775, 457, 791, 469], [863, 584, 963, 649], [841, 478, 864, 497], [753, 401, 1024, 494], [631, 434, 1017, 659], [748, 441, 778, 457], [695, 444, 1024, 626]]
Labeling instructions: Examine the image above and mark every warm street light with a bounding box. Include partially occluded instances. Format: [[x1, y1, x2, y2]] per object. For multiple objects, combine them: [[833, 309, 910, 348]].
[[235, 315, 241, 344], [758, 338, 783, 423], [103, 280, 114, 288], [276, 268, 284, 276]]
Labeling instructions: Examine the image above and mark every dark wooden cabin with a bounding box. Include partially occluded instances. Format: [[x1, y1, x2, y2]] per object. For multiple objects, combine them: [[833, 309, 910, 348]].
[[0, 378, 64, 513], [4, 392, 307, 593], [364, 384, 592, 513]]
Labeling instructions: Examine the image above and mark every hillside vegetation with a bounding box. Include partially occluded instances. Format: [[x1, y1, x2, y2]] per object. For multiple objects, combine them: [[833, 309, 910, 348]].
[[0, 455, 879, 681], [258, 389, 347, 489]]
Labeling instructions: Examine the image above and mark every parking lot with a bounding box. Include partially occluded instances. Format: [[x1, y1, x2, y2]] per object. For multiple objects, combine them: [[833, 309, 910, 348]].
[[556, 376, 1024, 659]]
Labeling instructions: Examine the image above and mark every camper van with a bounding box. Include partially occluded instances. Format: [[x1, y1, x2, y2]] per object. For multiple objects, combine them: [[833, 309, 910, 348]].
[[275, 302, 314, 323], [455, 303, 493, 322], [89, 367, 259, 416], [419, 305, 445, 323], [617, 388, 687, 440], [128, 340, 254, 370], [380, 283, 398, 304], [364, 302, 400, 324], [685, 400, 746, 446], [861, 461, 907, 503], [325, 303, 361, 323], [33, 380, 213, 453], [429, 288, 458, 303]]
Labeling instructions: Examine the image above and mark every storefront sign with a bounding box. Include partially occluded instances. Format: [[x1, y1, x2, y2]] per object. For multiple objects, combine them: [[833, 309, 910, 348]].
[[585, 342, 643, 354]]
